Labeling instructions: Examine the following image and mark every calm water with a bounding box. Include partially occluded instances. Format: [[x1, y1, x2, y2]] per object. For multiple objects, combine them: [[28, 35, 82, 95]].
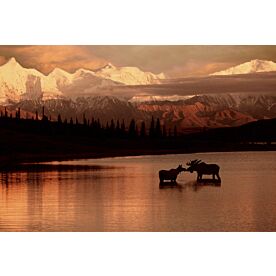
[[0, 151, 276, 231]]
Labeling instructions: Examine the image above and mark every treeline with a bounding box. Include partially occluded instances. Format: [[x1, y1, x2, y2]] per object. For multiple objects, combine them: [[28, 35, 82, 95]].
[[1, 107, 275, 145], [0, 107, 178, 140]]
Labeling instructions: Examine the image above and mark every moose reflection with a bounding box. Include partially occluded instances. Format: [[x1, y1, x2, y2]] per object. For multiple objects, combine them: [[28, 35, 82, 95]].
[[159, 165, 185, 183], [186, 159, 221, 182]]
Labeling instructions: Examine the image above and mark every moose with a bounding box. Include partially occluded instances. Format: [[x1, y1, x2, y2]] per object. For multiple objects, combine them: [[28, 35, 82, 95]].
[[186, 159, 221, 182], [159, 165, 185, 183]]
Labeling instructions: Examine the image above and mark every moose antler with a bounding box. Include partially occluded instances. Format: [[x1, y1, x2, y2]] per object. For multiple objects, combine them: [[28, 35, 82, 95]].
[[186, 159, 202, 166]]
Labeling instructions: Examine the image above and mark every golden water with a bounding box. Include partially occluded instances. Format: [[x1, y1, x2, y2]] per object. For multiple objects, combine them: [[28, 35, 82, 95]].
[[0, 152, 276, 231]]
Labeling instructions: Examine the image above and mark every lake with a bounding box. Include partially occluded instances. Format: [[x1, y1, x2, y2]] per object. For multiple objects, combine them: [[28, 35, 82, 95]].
[[0, 151, 276, 231]]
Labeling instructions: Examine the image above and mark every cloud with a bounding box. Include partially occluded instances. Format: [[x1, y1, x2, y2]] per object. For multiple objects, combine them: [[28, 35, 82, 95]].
[[0, 45, 276, 77], [0, 55, 7, 65], [0, 46, 107, 74], [87, 45, 276, 77], [167, 61, 234, 78]]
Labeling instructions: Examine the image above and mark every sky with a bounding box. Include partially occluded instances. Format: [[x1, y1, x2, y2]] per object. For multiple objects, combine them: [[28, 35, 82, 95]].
[[0, 45, 276, 77]]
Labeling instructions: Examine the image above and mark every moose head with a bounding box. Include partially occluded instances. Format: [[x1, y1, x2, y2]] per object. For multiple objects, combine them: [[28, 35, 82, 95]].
[[186, 159, 202, 173], [176, 164, 185, 172]]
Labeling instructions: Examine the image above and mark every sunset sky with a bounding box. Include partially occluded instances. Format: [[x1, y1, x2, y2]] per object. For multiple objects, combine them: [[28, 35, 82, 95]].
[[0, 45, 276, 77]]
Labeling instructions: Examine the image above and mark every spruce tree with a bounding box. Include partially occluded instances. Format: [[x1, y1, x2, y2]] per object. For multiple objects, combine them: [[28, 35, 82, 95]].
[[128, 119, 136, 138], [174, 125, 177, 137], [70, 117, 73, 125], [116, 120, 120, 137], [110, 119, 115, 134], [58, 114, 62, 123], [162, 124, 167, 138], [121, 120, 125, 134], [91, 117, 95, 128], [155, 118, 162, 138], [83, 113, 87, 125], [149, 116, 155, 138], [140, 121, 146, 138]]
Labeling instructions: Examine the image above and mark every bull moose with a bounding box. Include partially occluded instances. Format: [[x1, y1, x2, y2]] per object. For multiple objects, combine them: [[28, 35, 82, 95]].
[[186, 159, 221, 182], [159, 165, 185, 183]]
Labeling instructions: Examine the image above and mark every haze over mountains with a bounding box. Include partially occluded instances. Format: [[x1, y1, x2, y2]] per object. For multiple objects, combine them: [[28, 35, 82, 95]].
[[1, 57, 276, 132]]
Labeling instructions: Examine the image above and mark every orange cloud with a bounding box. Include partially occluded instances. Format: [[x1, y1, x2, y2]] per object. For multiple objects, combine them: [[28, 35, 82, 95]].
[[0, 55, 7, 65], [1, 45, 276, 77], [167, 61, 234, 78], [0, 46, 107, 74]]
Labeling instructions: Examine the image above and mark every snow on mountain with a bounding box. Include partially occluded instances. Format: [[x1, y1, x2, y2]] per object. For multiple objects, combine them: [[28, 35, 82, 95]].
[[0, 57, 43, 102], [211, 59, 276, 75], [129, 94, 195, 103], [0, 58, 166, 104], [47, 68, 75, 86], [95, 63, 165, 85], [0, 58, 117, 103], [0, 58, 65, 103]]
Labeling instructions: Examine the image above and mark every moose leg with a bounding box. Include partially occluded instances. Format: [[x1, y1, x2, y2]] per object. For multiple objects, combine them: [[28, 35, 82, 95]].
[[216, 173, 221, 181], [213, 174, 215, 180]]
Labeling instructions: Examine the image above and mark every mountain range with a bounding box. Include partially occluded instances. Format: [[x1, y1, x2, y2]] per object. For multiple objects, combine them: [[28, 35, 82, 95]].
[[1, 58, 276, 132], [6, 92, 275, 133], [0, 57, 165, 104]]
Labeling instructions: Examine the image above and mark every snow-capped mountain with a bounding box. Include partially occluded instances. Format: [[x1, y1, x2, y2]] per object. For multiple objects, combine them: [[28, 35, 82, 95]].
[[211, 59, 276, 75], [0, 58, 166, 104], [95, 63, 165, 85], [0, 58, 67, 103], [1, 57, 275, 130]]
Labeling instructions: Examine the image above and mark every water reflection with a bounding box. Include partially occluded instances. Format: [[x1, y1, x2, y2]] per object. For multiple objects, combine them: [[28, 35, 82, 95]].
[[159, 179, 221, 192], [0, 165, 120, 231], [0, 152, 276, 231], [159, 182, 184, 191], [183, 180, 221, 192]]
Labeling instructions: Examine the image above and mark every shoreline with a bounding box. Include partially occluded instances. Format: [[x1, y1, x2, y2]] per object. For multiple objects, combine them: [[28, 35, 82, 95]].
[[1, 144, 275, 168]]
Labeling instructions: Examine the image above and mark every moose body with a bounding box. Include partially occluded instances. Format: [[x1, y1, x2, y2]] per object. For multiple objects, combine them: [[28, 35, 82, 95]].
[[159, 165, 185, 183], [186, 159, 221, 182]]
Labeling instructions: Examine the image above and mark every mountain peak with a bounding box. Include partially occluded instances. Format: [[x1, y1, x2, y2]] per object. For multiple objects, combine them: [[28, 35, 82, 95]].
[[103, 62, 116, 70], [2, 57, 22, 68], [8, 57, 17, 63], [249, 59, 269, 65], [51, 67, 67, 74], [48, 67, 73, 77], [211, 59, 276, 76], [94, 63, 165, 85]]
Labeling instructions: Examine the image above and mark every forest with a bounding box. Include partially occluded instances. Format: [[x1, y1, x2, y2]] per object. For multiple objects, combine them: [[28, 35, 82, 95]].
[[0, 107, 275, 166]]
